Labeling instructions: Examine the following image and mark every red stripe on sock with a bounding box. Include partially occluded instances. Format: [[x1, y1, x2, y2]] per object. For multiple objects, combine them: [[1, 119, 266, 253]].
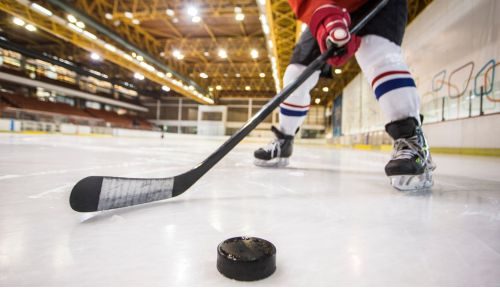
[[371, 70, 411, 87], [281, 102, 310, 109]]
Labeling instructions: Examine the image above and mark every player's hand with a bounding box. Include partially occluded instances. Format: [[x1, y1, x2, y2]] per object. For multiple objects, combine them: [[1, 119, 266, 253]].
[[309, 4, 361, 66]]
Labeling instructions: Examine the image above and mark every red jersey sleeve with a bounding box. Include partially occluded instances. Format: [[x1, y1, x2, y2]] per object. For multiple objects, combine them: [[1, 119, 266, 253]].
[[288, 0, 368, 24]]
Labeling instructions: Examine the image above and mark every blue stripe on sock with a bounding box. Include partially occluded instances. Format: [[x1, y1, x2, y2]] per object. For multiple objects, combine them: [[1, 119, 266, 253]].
[[374, 78, 416, 100], [280, 107, 308, 117]]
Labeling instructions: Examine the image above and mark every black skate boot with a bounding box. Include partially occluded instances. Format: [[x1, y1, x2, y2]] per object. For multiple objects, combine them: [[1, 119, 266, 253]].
[[254, 126, 295, 167], [385, 117, 436, 191]]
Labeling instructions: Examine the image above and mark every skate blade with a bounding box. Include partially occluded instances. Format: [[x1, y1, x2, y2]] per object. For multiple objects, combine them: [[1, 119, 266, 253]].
[[389, 171, 433, 191], [254, 157, 289, 168]]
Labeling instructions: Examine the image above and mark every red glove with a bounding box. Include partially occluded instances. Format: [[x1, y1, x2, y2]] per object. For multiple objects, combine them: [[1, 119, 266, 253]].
[[309, 4, 361, 66]]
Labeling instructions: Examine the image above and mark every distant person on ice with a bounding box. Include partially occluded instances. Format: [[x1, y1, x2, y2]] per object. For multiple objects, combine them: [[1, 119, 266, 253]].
[[253, 0, 436, 190]]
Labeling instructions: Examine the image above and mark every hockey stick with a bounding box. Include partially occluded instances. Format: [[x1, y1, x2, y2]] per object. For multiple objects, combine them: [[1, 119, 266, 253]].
[[69, 0, 389, 212]]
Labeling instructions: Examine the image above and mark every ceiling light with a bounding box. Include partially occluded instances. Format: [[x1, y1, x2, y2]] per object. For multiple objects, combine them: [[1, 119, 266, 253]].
[[334, 68, 342, 75], [134, 72, 144, 80], [166, 72, 172, 78], [105, 13, 113, 20], [245, 86, 251, 91], [31, 3, 53, 16], [209, 87, 214, 91], [315, 98, 321, 104], [136, 55, 144, 61], [200, 72, 208, 79], [12, 17, 25, 26], [187, 6, 198, 17], [259, 73, 265, 78], [157, 72, 165, 78], [90, 52, 101, 60], [235, 13, 245, 21], [188, 85, 195, 91], [132, 19, 140, 25], [218, 49, 228, 59], [203, 51, 209, 57], [160, 52, 165, 57], [76, 21, 85, 29], [250, 49, 259, 59], [172, 18, 179, 23], [68, 23, 83, 33], [215, 85, 222, 91], [25, 24, 37, 32], [161, 85, 171, 92], [234, 7, 242, 13], [124, 12, 133, 19], [236, 73, 240, 78], [67, 14, 77, 23], [322, 87, 329, 92], [166, 9, 175, 16], [173, 50, 184, 60], [104, 44, 116, 52], [83, 31, 97, 40], [192, 16, 201, 23]]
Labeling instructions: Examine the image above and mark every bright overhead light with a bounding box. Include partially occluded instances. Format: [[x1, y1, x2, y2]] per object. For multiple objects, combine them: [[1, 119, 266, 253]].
[[188, 85, 195, 91], [203, 51, 209, 57], [236, 73, 240, 78], [258, 0, 266, 5], [259, 73, 265, 78], [172, 17, 179, 23], [123, 53, 133, 61], [124, 12, 133, 19], [105, 13, 113, 20], [209, 87, 214, 91], [76, 21, 85, 29], [31, 3, 53, 16], [245, 86, 251, 91], [301, 23, 307, 32], [157, 72, 165, 78], [132, 19, 140, 25], [215, 85, 222, 91], [187, 6, 198, 17], [315, 98, 321, 104], [235, 13, 245, 21], [161, 85, 171, 92], [166, 72, 172, 78], [104, 43, 116, 52], [191, 16, 201, 23], [67, 22, 83, 33], [218, 49, 228, 59], [250, 49, 259, 59], [83, 31, 97, 40], [90, 52, 101, 60], [136, 55, 144, 62], [67, 14, 77, 23], [173, 50, 184, 60], [200, 72, 208, 79], [12, 17, 25, 26], [334, 68, 342, 75], [166, 9, 175, 16], [234, 7, 242, 13], [25, 24, 37, 32], [134, 72, 144, 80], [322, 87, 329, 92]]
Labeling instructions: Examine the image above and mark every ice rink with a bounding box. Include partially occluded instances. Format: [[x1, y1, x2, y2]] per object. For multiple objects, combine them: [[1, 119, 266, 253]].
[[0, 132, 499, 286]]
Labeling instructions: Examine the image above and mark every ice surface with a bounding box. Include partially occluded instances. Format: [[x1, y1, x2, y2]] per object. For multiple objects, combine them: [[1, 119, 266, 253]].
[[0, 133, 499, 286]]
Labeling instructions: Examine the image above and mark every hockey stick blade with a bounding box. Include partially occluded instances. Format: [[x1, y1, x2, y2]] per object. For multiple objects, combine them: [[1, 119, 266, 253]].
[[69, 0, 388, 213]]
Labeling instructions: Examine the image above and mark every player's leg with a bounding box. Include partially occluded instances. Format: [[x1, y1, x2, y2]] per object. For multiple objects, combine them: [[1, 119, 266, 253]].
[[353, 0, 435, 190], [254, 29, 321, 167]]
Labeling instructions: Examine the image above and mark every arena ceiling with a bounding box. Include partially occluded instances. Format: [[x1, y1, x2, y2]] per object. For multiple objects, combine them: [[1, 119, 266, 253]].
[[0, 0, 433, 106]]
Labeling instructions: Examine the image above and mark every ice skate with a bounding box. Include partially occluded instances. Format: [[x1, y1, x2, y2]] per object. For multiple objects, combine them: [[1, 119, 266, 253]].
[[254, 126, 295, 168], [385, 117, 436, 191]]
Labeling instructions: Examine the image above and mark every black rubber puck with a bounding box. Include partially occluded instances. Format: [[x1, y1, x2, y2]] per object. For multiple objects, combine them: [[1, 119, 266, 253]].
[[217, 236, 276, 281]]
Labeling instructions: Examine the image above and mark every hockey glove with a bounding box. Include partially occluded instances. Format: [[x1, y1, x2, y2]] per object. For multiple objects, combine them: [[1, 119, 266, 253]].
[[309, 4, 361, 66]]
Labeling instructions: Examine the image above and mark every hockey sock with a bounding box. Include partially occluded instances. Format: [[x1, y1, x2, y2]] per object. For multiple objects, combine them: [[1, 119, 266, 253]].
[[279, 64, 321, 135], [355, 35, 421, 124]]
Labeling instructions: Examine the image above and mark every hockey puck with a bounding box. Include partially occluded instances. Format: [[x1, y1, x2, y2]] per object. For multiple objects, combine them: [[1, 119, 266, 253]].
[[217, 236, 276, 281]]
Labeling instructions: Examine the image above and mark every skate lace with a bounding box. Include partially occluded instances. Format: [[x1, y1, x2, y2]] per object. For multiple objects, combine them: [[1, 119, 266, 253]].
[[264, 138, 281, 158], [392, 136, 426, 162]]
